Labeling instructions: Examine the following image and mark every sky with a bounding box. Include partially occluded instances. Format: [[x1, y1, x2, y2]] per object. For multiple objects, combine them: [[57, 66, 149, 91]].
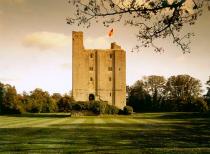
[[0, 0, 210, 94]]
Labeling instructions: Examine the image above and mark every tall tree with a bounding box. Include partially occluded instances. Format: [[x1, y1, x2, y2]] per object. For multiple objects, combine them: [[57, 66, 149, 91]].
[[1, 84, 22, 114], [67, 0, 210, 52], [166, 75, 202, 100], [206, 76, 210, 96], [0, 83, 5, 114], [27, 88, 50, 113], [142, 75, 166, 109], [128, 80, 152, 112], [165, 74, 203, 110], [205, 76, 210, 105]]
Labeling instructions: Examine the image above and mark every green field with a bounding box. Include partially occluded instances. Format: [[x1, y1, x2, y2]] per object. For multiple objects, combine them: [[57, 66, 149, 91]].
[[0, 112, 210, 154]]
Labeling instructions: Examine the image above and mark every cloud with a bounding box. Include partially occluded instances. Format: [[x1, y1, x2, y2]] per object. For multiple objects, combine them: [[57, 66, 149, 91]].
[[84, 36, 111, 49], [22, 32, 70, 50]]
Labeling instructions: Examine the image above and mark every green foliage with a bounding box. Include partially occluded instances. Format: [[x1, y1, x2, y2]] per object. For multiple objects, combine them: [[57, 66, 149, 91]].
[[123, 106, 133, 115], [191, 97, 209, 112], [0, 83, 4, 114], [166, 75, 202, 101], [128, 74, 205, 112], [205, 76, 210, 109], [89, 101, 101, 114], [0, 85, 24, 114], [57, 95, 73, 112], [105, 104, 119, 114], [24, 89, 51, 113], [72, 101, 89, 111], [88, 101, 119, 115], [0, 74, 207, 114], [41, 97, 58, 113]]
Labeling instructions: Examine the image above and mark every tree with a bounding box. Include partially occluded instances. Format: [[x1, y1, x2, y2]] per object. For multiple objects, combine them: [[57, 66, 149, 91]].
[[67, 0, 210, 52], [165, 74, 202, 111], [0, 83, 5, 114], [128, 80, 152, 112], [52, 93, 62, 104], [205, 76, 210, 107], [206, 76, 210, 97], [143, 75, 166, 109], [1, 84, 23, 114], [26, 88, 51, 113]]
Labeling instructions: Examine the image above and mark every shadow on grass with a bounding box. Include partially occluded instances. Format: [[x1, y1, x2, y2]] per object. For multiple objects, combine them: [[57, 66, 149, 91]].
[[1, 113, 71, 118], [132, 112, 210, 120], [0, 113, 210, 153]]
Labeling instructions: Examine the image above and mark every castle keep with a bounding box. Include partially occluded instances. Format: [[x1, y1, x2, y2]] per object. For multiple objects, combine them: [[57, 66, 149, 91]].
[[72, 31, 126, 109]]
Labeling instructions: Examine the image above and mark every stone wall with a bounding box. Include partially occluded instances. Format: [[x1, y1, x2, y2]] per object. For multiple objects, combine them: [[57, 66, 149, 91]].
[[72, 31, 126, 109]]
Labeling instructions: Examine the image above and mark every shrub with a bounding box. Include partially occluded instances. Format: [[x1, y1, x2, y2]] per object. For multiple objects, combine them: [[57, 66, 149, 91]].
[[88, 101, 119, 115], [72, 101, 89, 111], [123, 106, 133, 115], [57, 96, 73, 112], [105, 105, 119, 114], [89, 101, 102, 114]]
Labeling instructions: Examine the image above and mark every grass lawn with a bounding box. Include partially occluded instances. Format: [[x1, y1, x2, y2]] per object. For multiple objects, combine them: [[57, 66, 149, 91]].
[[0, 112, 210, 153]]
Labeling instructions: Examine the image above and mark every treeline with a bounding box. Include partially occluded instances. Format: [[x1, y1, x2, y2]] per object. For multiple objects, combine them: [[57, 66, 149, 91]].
[[0, 84, 71, 114], [1, 74, 210, 114], [127, 75, 210, 112], [0, 83, 131, 115]]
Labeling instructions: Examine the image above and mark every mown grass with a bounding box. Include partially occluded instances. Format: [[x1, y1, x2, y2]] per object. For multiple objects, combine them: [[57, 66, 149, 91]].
[[0, 112, 209, 153]]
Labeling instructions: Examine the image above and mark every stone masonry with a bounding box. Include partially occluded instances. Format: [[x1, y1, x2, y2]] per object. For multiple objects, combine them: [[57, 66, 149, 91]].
[[72, 31, 126, 109]]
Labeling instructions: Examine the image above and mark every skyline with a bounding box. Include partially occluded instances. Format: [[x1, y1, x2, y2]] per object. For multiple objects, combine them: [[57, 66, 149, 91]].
[[0, 0, 210, 94]]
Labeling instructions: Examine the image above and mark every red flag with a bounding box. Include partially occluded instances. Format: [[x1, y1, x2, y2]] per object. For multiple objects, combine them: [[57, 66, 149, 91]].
[[108, 28, 114, 37]]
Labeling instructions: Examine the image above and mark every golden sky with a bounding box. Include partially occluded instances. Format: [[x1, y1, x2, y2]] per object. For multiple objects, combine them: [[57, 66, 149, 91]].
[[0, 0, 210, 94]]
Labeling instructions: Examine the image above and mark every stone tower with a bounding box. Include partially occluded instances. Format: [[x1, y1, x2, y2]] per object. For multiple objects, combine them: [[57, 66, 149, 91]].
[[72, 31, 126, 109]]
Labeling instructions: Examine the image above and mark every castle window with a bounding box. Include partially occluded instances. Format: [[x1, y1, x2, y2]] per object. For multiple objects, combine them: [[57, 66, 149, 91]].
[[90, 77, 93, 81], [110, 93, 112, 96], [89, 67, 94, 71], [109, 77, 112, 81], [108, 67, 112, 71], [90, 53, 93, 58], [110, 54, 112, 59]]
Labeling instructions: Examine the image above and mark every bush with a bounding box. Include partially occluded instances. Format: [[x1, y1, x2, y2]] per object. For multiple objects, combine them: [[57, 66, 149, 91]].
[[89, 101, 103, 114], [57, 96, 73, 112], [105, 105, 119, 114], [72, 101, 89, 111], [88, 101, 119, 115], [123, 106, 133, 115]]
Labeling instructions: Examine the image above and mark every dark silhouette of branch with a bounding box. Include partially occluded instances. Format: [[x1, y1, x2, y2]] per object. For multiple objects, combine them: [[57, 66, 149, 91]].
[[67, 0, 210, 52]]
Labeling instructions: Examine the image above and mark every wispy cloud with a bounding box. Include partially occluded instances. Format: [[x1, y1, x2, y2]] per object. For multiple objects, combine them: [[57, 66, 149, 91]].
[[22, 32, 70, 50]]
